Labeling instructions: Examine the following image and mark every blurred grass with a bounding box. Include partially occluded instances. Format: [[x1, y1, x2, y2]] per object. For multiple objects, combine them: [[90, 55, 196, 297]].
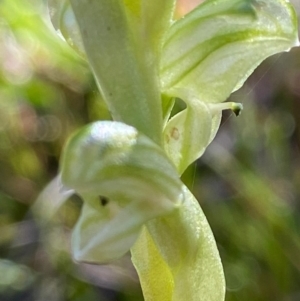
[[0, 0, 300, 300]]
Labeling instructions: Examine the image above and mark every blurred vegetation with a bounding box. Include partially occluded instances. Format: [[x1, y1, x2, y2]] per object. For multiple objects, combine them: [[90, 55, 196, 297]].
[[0, 0, 300, 300]]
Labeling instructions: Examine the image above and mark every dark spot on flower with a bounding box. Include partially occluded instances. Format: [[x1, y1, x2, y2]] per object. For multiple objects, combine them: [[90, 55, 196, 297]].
[[232, 103, 243, 116], [170, 127, 180, 140], [99, 196, 109, 206]]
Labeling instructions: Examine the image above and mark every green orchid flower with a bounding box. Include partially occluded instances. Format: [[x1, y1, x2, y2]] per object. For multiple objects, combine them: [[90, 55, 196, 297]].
[[60, 121, 184, 263], [44, 0, 298, 300]]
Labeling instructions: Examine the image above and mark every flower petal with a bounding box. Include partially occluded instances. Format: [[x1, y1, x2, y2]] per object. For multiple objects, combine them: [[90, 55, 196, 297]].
[[60, 121, 184, 262], [163, 89, 242, 174], [160, 0, 299, 103]]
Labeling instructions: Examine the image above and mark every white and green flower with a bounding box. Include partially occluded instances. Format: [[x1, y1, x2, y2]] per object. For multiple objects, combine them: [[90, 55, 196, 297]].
[[44, 1, 299, 300]]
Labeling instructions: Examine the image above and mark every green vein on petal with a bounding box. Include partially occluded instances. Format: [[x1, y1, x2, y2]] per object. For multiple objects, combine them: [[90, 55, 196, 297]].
[[160, 0, 299, 103]]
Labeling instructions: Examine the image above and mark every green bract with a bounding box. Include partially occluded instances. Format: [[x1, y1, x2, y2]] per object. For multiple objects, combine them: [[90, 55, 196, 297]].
[[45, 0, 299, 300]]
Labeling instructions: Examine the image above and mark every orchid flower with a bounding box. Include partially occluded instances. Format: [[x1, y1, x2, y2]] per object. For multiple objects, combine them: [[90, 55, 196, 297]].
[[44, 0, 299, 300]]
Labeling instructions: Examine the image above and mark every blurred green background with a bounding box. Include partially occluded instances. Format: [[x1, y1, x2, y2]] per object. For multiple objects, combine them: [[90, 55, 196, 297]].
[[0, 0, 300, 300]]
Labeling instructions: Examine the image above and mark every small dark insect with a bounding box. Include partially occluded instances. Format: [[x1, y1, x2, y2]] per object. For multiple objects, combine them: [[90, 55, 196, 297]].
[[99, 196, 109, 206]]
